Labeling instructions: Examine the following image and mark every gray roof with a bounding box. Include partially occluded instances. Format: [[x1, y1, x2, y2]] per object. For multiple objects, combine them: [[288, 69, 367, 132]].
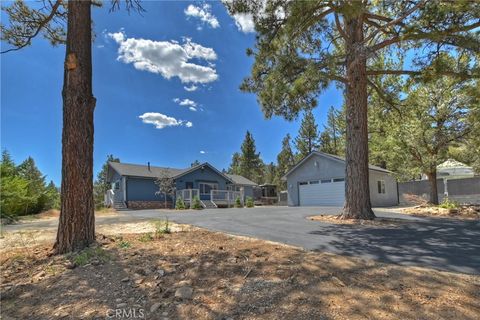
[[225, 174, 258, 186], [108, 162, 187, 179], [284, 151, 393, 179], [108, 162, 256, 186]]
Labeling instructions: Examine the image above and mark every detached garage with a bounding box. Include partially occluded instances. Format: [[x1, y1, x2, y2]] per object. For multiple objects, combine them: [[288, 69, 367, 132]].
[[284, 151, 398, 207]]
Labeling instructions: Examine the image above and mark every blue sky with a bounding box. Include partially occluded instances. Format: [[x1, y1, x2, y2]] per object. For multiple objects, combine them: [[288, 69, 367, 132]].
[[1, 1, 343, 185]]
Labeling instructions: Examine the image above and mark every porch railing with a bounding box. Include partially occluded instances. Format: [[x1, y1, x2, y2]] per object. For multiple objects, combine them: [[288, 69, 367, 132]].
[[176, 189, 199, 202], [211, 190, 242, 207]]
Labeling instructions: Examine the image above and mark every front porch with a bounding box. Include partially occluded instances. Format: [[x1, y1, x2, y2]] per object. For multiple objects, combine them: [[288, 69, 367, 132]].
[[176, 189, 243, 208]]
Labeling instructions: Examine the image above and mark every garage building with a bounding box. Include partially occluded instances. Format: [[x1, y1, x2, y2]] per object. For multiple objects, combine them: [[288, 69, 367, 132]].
[[284, 151, 398, 207]]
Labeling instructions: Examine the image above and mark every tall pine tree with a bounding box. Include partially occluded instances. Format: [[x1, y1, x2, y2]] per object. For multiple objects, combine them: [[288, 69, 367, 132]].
[[294, 109, 320, 160], [17, 157, 47, 214], [239, 131, 264, 184]]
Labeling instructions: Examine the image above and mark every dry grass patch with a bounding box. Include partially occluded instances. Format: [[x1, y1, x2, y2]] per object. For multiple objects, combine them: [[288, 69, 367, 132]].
[[401, 205, 480, 219]]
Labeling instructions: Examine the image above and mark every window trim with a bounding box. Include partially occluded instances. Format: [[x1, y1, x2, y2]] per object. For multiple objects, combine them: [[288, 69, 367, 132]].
[[377, 180, 386, 194], [321, 179, 332, 184], [333, 178, 345, 182]]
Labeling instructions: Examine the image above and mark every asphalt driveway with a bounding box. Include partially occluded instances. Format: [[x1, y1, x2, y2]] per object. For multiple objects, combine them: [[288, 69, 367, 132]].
[[4, 206, 479, 274]]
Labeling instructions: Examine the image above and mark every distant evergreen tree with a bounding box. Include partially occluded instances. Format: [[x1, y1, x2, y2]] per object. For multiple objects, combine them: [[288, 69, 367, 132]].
[[264, 162, 276, 185], [93, 154, 120, 209], [0, 151, 58, 219], [319, 131, 334, 154], [44, 181, 60, 210], [321, 106, 345, 156], [17, 157, 47, 214], [191, 160, 201, 167], [1, 151, 28, 219], [0, 150, 17, 177], [275, 134, 295, 189], [239, 131, 264, 184], [294, 110, 320, 160], [227, 152, 242, 175]]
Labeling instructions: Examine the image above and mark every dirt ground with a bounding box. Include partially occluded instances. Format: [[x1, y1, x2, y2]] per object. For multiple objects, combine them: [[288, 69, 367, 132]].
[[401, 205, 480, 219], [1, 222, 478, 320]]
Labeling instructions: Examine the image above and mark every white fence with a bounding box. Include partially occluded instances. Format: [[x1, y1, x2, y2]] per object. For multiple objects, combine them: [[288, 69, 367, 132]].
[[176, 189, 199, 202], [211, 190, 242, 207]]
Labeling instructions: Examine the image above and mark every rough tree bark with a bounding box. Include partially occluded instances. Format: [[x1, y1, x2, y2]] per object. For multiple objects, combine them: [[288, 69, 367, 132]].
[[426, 170, 439, 205], [340, 11, 375, 220], [54, 0, 96, 253]]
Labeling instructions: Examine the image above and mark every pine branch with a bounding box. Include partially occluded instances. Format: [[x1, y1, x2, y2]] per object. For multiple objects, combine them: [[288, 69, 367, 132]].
[[370, 21, 480, 53], [1, 0, 63, 54], [367, 69, 480, 79]]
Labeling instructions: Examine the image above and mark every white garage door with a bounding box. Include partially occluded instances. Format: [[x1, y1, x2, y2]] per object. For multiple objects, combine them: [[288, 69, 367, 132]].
[[299, 179, 345, 206]]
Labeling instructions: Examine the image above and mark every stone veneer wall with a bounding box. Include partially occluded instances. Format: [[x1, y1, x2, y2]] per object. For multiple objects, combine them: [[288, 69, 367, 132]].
[[127, 201, 173, 209]]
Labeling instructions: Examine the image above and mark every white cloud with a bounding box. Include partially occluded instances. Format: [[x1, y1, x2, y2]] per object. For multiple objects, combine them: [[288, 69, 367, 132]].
[[108, 30, 218, 84], [185, 4, 220, 29], [200, 150, 206, 154], [184, 84, 198, 92], [232, 13, 255, 33], [139, 112, 193, 129], [173, 98, 198, 111]]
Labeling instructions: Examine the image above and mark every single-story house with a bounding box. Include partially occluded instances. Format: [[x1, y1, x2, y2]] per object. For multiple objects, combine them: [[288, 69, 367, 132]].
[[106, 161, 257, 209], [283, 151, 398, 207]]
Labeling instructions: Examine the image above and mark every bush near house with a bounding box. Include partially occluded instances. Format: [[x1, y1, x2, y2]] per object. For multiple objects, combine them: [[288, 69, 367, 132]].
[[175, 197, 186, 210], [191, 196, 202, 210], [235, 196, 243, 208], [439, 198, 459, 210], [246, 196, 254, 208]]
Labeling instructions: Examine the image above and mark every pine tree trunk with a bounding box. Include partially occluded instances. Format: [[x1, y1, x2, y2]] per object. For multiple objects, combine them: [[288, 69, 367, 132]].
[[340, 12, 375, 220], [54, 0, 96, 254], [426, 171, 439, 205]]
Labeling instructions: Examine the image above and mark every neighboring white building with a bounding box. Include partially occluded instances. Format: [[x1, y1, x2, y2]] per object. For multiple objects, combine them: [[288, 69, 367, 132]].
[[422, 159, 475, 180]]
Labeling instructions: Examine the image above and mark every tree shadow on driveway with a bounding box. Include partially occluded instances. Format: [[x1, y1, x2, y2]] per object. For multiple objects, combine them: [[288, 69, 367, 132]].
[[309, 218, 480, 274]]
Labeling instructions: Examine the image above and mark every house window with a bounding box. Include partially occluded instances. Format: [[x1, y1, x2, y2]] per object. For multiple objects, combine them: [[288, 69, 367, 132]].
[[113, 181, 120, 190], [377, 180, 386, 194], [186, 182, 194, 189], [299, 182, 308, 186], [321, 179, 331, 183], [333, 178, 345, 182], [309, 180, 319, 184], [199, 182, 218, 195]]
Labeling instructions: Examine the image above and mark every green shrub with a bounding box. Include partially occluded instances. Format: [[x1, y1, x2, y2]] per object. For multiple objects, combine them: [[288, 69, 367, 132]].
[[439, 198, 458, 209], [139, 233, 154, 242], [153, 219, 171, 237], [176, 197, 186, 210], [118, 240, 131, 249], [235, 196, 243, 208], [71, 247, 109, 266], [246, 196, 254, 208], [191, 196, 202, 209]]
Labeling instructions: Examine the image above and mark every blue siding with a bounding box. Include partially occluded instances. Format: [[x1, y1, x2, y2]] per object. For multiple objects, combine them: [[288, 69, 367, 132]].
[[243, 186, 254, 199], [126, 177, 172, 201], [175, 166, 232, 200]]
